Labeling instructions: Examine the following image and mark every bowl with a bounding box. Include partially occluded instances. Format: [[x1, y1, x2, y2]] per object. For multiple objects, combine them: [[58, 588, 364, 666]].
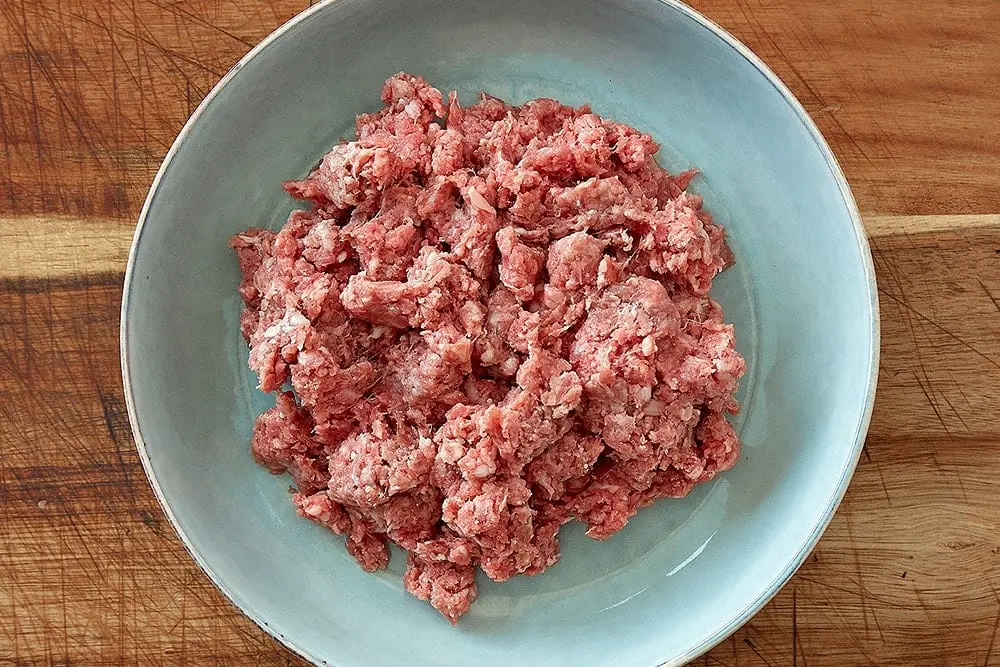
[[121, 0, 879, 664]]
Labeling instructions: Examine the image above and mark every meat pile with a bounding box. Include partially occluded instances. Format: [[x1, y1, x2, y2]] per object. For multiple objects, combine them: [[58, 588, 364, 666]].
[[231, 73, 745, 622]]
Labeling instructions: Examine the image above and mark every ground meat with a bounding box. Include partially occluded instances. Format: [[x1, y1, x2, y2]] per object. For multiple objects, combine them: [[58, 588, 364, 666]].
[[232, 73, 745, 623]]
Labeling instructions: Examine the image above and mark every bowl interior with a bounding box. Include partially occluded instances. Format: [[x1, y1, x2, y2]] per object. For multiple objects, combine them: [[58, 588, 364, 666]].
[[123, 0, 877, 665]]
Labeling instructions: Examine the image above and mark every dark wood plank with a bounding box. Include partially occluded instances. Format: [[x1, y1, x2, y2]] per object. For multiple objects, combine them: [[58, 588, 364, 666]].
[[0, 280, 296, 665], [0, 0, 998, 220]]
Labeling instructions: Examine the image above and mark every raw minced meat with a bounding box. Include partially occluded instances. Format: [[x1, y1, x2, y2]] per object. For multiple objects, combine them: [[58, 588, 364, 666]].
[[232, 73, 745, 623]]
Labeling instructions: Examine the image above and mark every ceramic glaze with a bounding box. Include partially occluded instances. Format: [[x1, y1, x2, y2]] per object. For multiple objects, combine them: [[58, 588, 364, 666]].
[[121, 0, 879, 664]]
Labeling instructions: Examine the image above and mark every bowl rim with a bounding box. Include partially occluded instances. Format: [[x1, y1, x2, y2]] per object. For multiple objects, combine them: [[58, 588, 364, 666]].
[[120, 0, 880, 664]]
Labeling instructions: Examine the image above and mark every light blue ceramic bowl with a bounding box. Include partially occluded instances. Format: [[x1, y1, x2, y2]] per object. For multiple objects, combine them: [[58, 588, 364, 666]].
[[121, 0, 879, 664]]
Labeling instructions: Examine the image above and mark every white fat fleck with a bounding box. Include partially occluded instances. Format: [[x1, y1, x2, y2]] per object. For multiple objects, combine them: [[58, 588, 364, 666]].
[[439, 440, 464, 464], [336, 251, 348, 263], [641, 336, 656, 357], [635, 386, 652, 404], [262, 308, 308, 339]]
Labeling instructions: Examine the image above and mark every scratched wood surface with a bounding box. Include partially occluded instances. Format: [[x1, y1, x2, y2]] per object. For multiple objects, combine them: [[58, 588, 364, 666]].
[[1, 0, 999, 665]]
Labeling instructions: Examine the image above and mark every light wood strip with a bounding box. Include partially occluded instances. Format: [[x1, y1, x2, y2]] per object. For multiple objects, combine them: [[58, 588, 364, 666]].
[[3, 216, 133, 281], [864, 214, 1000, 238], [2, 214, 998, 281]]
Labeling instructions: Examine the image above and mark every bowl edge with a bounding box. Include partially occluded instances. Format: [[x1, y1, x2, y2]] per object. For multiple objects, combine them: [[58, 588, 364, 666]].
[[119, 1, 881, 665]]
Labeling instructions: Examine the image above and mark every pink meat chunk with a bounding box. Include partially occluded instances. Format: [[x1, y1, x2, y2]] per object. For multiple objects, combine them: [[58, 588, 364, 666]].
[[404, 544, 478, 624], [546, 231, 606, 290], [496, 227, 545, 301], [233, 72, 745, 623], [251, 391, 326, 495], [345, 186, 424, 281], [525, 431, 605, 501]]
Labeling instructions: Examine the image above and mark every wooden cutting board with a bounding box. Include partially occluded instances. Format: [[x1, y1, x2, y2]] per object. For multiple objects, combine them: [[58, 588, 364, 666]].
[[2, 1, 999, 664]]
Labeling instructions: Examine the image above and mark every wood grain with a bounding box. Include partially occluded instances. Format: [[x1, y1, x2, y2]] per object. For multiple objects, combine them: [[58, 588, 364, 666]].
[[1, 0, 999, 221], [4, 216, 131, 280], [1, 0, 999, 665]]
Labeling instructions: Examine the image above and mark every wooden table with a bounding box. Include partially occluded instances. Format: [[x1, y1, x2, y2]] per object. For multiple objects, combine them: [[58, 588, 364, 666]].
[[2, 1, 998, 664]]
